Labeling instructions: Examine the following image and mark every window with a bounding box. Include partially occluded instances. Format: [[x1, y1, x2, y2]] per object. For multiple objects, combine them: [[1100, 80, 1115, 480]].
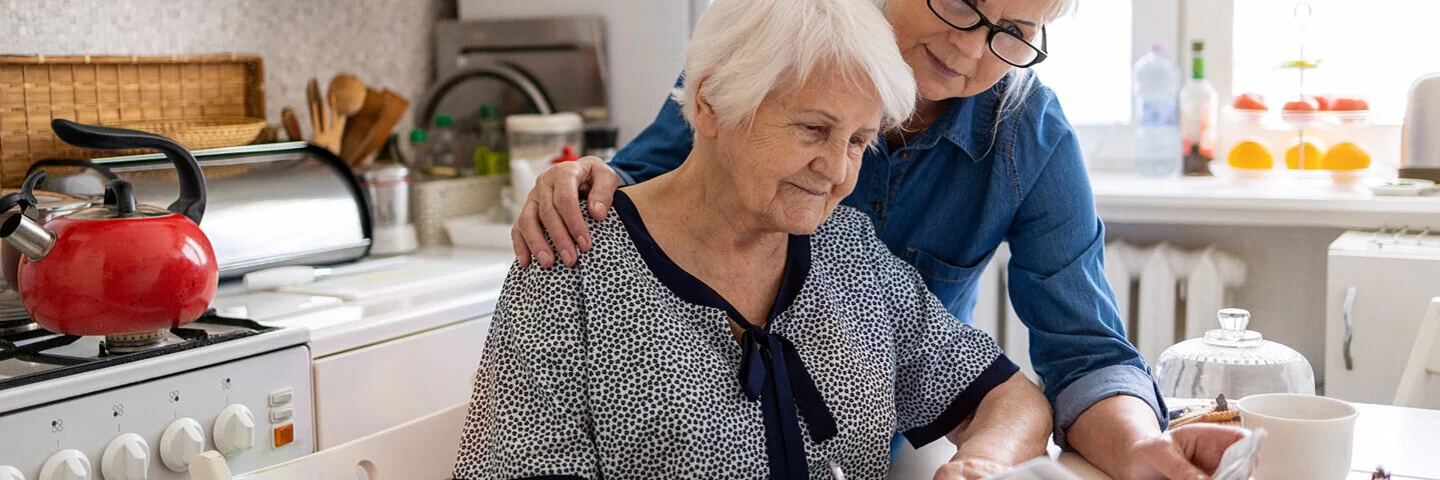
[[1032, 0, 1133, 126], [1231, 0, 1440, 125], [1032, 0, 1180, 168]]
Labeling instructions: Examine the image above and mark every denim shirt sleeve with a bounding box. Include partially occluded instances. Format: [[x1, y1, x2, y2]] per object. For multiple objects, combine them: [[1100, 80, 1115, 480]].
[[608, 75, 693, 185], [1003, 126, 1167, 450]]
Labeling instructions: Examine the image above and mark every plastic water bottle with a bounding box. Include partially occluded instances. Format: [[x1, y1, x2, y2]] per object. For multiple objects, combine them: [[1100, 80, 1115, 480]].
[[1133, 45, 1183, 178]]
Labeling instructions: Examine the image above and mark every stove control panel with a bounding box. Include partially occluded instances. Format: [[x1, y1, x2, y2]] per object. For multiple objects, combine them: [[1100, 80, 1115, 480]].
[[0, 346, 313, 480]]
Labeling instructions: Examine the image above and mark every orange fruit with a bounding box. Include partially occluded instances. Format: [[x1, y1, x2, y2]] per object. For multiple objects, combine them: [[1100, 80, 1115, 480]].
[[1285, 138, 1326, 169], [1227, 140, 1274, 169], [1322, 142, 1371, 170]]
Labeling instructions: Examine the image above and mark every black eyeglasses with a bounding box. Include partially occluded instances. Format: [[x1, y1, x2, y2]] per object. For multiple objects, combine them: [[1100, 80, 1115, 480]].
[[927, 0, 1048, 68]]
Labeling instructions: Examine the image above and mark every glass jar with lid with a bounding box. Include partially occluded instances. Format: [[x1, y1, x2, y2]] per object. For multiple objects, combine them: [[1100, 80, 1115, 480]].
[[1153, 308, 1315, 401]]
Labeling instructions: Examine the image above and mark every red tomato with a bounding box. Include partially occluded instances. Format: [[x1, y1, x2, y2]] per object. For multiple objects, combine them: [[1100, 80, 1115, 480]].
[[1233, 93, 1268, 111], [1283, 98, 1320, 112], [1331, 97, 1369, 111]]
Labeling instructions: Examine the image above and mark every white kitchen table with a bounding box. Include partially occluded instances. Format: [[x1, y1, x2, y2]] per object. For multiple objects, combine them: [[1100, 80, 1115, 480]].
[[892, 403, 1440, 480]]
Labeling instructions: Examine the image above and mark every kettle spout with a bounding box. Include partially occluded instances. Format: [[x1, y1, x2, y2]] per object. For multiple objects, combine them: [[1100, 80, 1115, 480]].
[[0, 214, 55, 261]]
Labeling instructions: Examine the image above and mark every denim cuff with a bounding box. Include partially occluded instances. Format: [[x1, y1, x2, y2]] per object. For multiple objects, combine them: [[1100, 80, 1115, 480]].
[[1051, 364, 1166, 451], [611, 164, 638, 186]]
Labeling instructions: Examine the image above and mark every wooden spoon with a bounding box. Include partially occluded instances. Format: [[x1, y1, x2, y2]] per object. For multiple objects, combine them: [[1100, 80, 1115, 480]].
[[341, 88, 385, 163], [280, 107, 302, 141], [317, 91, 346, 153], [328, 74, 367, 118], [351, 90, 410, 167], [306, 77, 323, 138], [306, 77, 344, 153]]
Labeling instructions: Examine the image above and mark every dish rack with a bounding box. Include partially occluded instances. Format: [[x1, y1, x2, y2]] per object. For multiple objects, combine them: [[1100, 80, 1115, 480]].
[[412, 175, 507, 246]]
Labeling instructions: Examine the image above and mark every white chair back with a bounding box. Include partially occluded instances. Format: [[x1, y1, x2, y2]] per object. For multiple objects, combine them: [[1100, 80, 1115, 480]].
[[1394, 297, 1440, 407]]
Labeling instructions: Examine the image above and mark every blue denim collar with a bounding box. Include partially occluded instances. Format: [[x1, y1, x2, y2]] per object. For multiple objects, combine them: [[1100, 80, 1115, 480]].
[[902, 77, 1007, 164]]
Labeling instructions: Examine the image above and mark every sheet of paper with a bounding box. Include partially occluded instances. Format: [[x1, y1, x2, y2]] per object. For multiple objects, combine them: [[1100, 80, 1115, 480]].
[[1212, 428, 1267, 480], [983, 457, 1086, 480]]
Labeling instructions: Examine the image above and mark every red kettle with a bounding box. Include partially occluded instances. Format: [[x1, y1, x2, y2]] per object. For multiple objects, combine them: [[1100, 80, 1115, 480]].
[[0, 119, 217, 336]]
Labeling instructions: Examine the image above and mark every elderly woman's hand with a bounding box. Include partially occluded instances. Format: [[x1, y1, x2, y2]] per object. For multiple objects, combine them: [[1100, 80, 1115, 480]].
[[511, 155, 621, 268], [933, 456, 1010, 480], [1127, 423, 1250, 480]]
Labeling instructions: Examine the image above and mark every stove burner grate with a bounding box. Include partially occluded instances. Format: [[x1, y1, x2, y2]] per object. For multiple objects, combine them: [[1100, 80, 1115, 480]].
[[0, 311, 276, 391]]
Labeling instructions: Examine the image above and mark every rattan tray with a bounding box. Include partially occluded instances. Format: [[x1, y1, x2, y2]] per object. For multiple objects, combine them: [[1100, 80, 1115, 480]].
[[0, 54, 265, 187]]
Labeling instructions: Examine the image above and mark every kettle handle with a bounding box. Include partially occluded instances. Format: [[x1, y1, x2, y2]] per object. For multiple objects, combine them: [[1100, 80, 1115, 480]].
[[49, 119, 207, 225], [0, 171, 45, 215]]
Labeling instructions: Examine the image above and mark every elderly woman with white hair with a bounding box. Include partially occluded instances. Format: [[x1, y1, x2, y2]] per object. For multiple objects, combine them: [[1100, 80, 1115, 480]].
[[450, 0, 1051, 478], [513, 0, 1251, 478]]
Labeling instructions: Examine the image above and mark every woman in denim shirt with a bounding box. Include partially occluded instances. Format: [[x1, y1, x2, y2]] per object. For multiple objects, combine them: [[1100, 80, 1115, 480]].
[[512, 0, 1247, 478]]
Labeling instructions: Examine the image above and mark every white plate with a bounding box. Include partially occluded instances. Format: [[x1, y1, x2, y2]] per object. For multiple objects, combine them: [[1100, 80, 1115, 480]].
[[1368, 178, 1435, 196]]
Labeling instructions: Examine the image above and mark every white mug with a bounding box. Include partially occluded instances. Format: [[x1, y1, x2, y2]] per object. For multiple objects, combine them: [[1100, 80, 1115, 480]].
[[1238, 393, 1358, 480]]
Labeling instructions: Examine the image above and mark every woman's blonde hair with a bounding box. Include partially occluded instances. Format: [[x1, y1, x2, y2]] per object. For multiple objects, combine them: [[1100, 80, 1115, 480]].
[[673, 0, 918, 134]]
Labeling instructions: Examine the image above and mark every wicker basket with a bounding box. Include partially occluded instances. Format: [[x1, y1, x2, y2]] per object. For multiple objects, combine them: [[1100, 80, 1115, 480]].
[[100, 116, 265, 153], [0, 54, 265, 187], [412, 175, 507, 247]]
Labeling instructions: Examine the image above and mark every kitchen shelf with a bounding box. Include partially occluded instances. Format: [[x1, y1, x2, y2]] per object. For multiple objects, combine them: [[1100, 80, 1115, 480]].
[[1091, 172, 1440, 229]]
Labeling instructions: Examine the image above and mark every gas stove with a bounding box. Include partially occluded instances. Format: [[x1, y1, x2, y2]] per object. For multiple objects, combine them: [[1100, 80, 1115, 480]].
[[0, 313, 275, 388], [0, 312, 313, 480]]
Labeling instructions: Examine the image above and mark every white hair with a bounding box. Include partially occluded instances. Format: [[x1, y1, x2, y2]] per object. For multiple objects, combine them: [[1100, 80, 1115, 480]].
[[673, 0, 917, 134]]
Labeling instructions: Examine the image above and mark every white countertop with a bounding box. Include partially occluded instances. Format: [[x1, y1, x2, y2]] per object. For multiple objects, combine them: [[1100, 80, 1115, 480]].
[[1090, 173, 1440, 229], [1055, 402, 1440, 480], [212, 247, 515, 358], [211, 249, 1440, 479]]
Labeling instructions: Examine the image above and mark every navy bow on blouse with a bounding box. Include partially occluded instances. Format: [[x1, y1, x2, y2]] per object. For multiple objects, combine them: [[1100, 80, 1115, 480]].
[[737, 322, 839, 479]]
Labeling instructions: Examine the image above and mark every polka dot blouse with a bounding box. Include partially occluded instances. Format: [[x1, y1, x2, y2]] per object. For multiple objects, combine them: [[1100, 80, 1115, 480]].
[[453, 191, 1018, 480]]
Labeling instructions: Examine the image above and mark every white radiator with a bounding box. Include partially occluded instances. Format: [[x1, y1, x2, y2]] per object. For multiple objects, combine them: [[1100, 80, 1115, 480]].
[[973, 242, 1246, 377]]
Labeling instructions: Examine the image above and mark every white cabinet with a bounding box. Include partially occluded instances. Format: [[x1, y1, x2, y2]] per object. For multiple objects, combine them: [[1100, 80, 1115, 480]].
[[311, 318, 490, 449], [1326, 230, 1440, 408]]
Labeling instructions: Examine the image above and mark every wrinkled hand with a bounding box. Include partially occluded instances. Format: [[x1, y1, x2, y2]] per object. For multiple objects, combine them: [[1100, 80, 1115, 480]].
[[934, 456, 1010, 480], [511, 156, 621, 268], [1128, 424, 1249, 480]]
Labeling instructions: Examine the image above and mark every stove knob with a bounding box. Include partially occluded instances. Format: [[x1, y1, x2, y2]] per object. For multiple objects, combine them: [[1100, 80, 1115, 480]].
[[101, 433, 150, 480], [212, 404, 256, 455], [0, 465, 25, 480], [159, 418, 205, 472], [39, 449, 90, 480]]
